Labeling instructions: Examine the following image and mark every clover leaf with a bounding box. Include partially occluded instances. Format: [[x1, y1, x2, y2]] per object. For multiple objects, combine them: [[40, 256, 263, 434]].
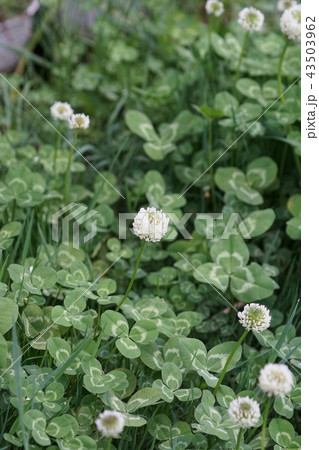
[[194, 234, 277, 302], [286, 194, 301, 240], [215, 157, 278, 205]]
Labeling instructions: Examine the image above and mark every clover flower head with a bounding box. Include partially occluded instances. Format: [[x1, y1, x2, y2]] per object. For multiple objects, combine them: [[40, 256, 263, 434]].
[[50, 101, 73, 121], [280, 4, 301, 40], [238, 7, 264, 32], [95, 410, 125, 438], [277, 0, 297, 12], [238, 303, 271, 331], [259, 363, 294, 396], [228, 396, 261, 428], [132, 207, 170, 242], [68, 113, 90, 129], [205, 0, 224, 17]]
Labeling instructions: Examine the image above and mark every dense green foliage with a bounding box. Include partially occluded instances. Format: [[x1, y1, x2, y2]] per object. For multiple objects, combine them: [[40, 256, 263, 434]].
[[0, 0, 300, 449]]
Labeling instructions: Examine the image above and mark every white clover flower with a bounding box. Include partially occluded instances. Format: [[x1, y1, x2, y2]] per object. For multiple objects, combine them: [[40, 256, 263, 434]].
[[132, 207, 170, 242], [95, 410, 125, 438], [68, 113, 90, 130], [238, 303, 271, 331], [205, 0, 224, 17], [238, 7, 264, 32], [50, 102, 73, 121], [259, 363, 294, 397], [228, 396, 261, 428], [280, 4, 301, 41], [277, 0, 297, 13]]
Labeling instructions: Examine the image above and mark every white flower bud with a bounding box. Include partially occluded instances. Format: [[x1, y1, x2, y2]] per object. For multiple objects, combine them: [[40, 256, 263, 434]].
[[259, 363, 294, 397], [50, 102, 73, 121], [132, 207, 169, 242], [229, 396, 261, 428], [238, 7, 264, 32], [95, 410, 125, 438], [238, 303, 271, 331], [205, 0, 224, 17], [280, 4, 301, 41], [277, 0, 297, 13], [68, 113, 90, 129]]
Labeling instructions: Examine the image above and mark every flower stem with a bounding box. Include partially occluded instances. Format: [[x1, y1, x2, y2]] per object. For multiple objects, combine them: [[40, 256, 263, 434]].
[[64, 132, 77, 205], [106, 437, 112, 450], [213, 329, 249, 396], [53, 133, 61, 181], [53, 148, 58, 180], [115, 240, 146, 311], [278, 40, 289, 102], [235, 31, 250, 86], [206, 16, 214, 75], [235, 428, 244, 450], [261, 397, 272, 450]]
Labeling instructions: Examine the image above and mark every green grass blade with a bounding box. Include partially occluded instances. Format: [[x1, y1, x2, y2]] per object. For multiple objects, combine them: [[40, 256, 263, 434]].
[[11, 322, 29, 449]]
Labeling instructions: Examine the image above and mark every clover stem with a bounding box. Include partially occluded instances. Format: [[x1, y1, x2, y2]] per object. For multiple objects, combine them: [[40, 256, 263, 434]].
[[235, 428, 244, 450], [116, 240, 146, 311], [278, 40, 289, 102], [206, 16, 214, 75], [94, 303, 102, 339], [64, 132, 77, 205], [53, 147, 58, 181], [261, 397, 272, 450], [213, 329, 249, 396], [235, 31, 250, 86], [53, 132, 61, 181], [106, 437, 112, 450]]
